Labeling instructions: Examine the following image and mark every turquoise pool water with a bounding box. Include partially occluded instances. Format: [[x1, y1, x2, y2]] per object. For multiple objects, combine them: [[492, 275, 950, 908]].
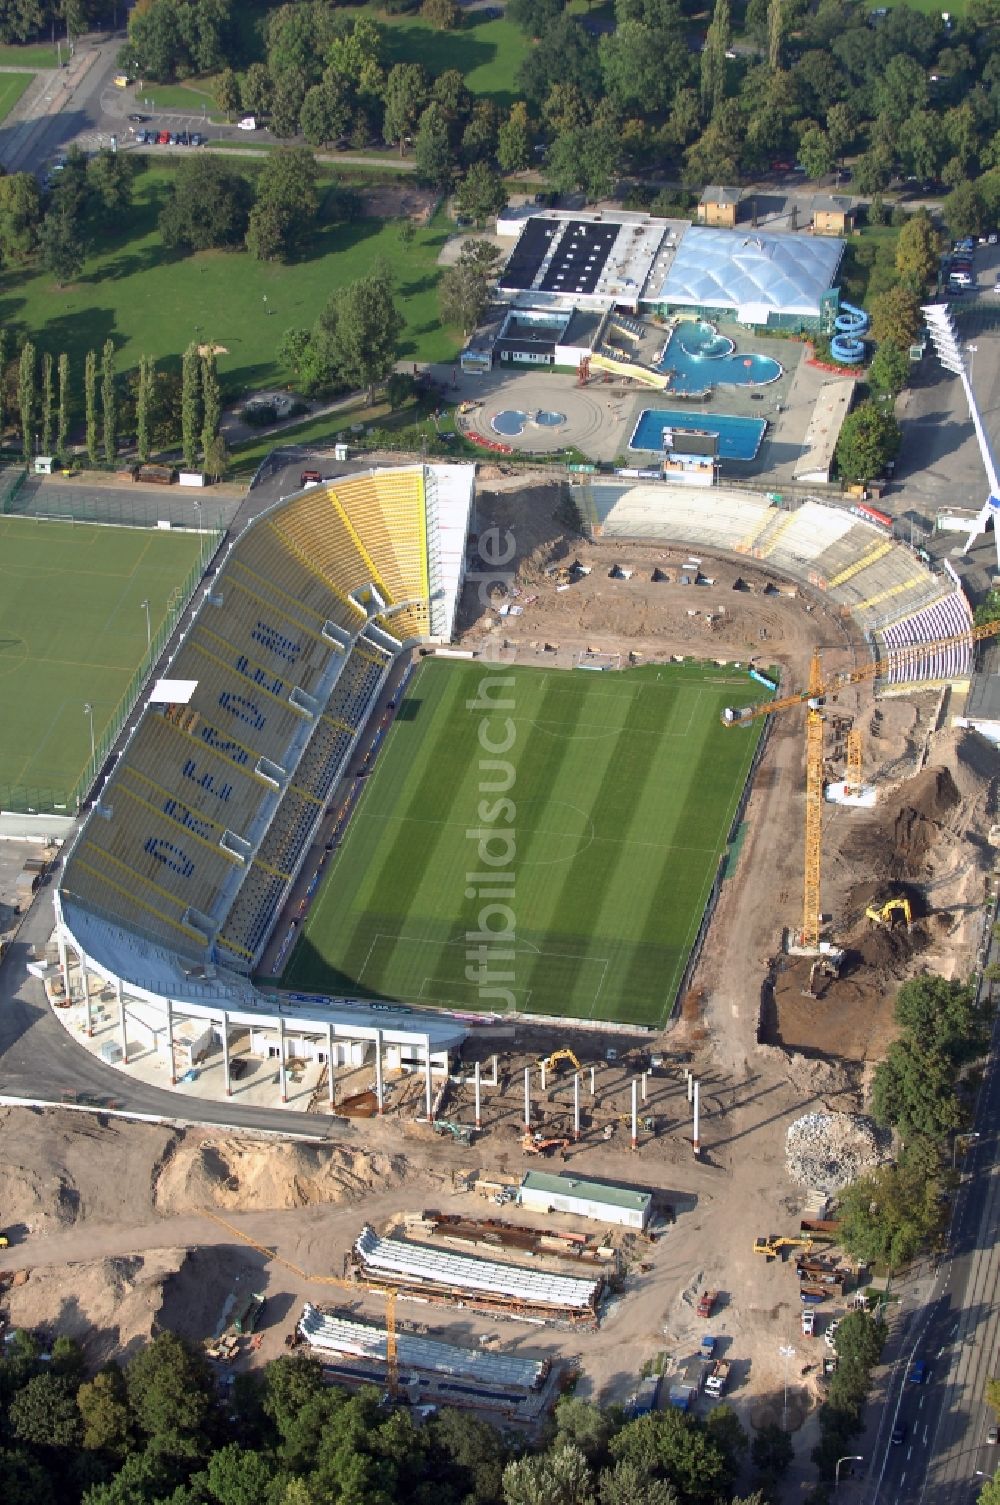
[[492, 409, 566, 437], [630, 409, 767, 461], [656, 320, 782, 393]]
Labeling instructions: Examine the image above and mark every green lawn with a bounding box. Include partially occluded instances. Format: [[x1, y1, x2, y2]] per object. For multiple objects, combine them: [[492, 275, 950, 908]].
[[0, 518, 203, 809], [0, 43, 56, 67], [282, 659, 767, 1027], [0, 71, 33, 121], [0, 161, 459, 391], [376, 11, 530, 108]]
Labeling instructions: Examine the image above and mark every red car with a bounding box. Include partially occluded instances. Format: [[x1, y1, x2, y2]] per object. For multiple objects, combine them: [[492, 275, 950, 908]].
[[771, 159, 792, 171], [157, 130, 170, 145]]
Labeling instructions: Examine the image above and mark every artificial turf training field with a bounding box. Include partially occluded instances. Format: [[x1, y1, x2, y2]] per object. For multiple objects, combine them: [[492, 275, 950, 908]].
[[284, 659, 768, 1027], [0, 518, 203, 807]]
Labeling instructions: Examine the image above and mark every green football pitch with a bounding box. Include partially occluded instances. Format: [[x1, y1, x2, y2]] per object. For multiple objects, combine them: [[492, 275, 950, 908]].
[[283, 659, 768, 1027], [0, 518, 203, 808]]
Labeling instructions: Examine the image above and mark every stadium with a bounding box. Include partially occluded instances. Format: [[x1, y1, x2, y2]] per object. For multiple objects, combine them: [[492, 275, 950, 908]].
[[48, 461, 980, 1108]]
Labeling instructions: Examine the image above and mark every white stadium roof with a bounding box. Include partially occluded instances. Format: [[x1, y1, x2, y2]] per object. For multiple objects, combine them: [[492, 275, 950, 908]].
[[654, 226, 844, 318]]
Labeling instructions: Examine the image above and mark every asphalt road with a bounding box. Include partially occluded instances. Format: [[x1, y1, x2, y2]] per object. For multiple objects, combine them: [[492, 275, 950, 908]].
[[866, 979, 1000, 1504]]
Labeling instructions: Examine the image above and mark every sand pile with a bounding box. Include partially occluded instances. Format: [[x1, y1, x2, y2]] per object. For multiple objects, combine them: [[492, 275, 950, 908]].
[[154, 1137, 409, 1215], [785, 1112, 886, 1193], [845, 766, 960, 880], [3, 1250, 188, 1364]]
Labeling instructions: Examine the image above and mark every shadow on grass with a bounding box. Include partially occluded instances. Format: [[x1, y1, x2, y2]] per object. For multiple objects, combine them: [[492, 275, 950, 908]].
[[21, 305, 117, 372]]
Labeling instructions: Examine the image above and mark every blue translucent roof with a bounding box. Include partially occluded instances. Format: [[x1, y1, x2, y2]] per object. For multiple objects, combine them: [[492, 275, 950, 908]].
[[655, 226, 844, 316]]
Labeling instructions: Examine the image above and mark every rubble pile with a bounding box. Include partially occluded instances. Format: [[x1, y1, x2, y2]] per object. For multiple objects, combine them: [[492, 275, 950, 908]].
[[785, 1112, 885, 1194]]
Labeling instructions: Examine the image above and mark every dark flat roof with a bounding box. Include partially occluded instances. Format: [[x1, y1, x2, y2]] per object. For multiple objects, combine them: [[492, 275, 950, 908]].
[[539, 219, 618, 296], [501, 217, 559, 290], [965, 643, 1000, 721]]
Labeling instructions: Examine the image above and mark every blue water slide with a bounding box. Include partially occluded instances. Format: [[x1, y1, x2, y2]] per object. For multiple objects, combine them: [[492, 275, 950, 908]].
[[829, 301, 869, 364]]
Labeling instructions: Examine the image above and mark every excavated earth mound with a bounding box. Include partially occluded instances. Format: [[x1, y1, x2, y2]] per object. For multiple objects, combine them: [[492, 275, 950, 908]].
[[154, 1137, 410, 1214]]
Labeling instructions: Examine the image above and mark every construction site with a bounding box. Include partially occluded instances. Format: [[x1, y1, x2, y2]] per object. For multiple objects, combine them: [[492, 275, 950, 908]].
[[2, 471, 998, 1469]]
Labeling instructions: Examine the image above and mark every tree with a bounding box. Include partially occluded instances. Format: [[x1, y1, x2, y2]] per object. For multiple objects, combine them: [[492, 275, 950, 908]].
[[943, 179, 985, 240], [84, 348, 97, 465], [507, 0, 565, 35], [0, 1446, 56, 1505], [300, 80, 351, 147], [101, 338, 116, 464], [0, 170, 42, 261], [77, 1368, 131, 1456], [270, 74, 306, 139], [203, 432, 228, 483], [324, 263, 403, 402], [553, 1397, 614, 1463], [609, 1411, 733, 1501], [136, 355, 154, 464], [383, 62, 429, 156], [767, 0, 783, 70], [987, 1377, 1000, 1418], [181, 342, 201, 474], [872, 1036, 964, 1140], [124, 1331, 212, 1455], [978, 1474, 1000, 1505], [839, 1159, 945, 1268], [503, 1443, 595, 1505], [868, 340, 910, 399], [38, 203, 85, 286], [159, 155, 252, 252], [40, 350, 53, 455], [894, 975, 983, 1063], [240, 62, 272, 120], [205, 1442, 278, 1505], [56, 352, 69, 460], [18, 339, 34, 460], [455, 162, 508, 226], [700, 0, 732, 120], [751, 1424, 793, 1486], [415, 102, 457, 189], [0, 326, 6, 440], [546, 122, 620, 200], [600, 21, 676, 117], [215, 66, 241, 120], [10, 1372, 82, 1448], [797, 126, 835, 180], [517, 14, 602, 109], [869, 284, 923, 349], [201, 348, 221, 465], [835, 399, 901, 484], [598, 1461, 678, 1505], [498, 100, 533, 172], [246, 146, 319, 262], [87, 149, 135, 219], [853, 144, 894, 197], [895, 211, 941, 288], [422, 0, 460, 28]]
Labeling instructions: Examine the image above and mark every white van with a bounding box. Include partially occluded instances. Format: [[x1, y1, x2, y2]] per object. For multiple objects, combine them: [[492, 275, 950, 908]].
[[949, 271, 972, 288], [237, 116, 256, 132]]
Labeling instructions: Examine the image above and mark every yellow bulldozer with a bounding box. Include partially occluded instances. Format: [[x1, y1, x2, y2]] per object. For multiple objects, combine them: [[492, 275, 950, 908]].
[[537, 1048, 583, 1075], [753, 1235, 815, 1260], [866, 897, 912, 929]]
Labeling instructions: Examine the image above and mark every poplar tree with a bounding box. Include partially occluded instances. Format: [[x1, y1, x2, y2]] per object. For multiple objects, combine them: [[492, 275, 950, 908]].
[[0, 328, 7, 442], [40, 351, 53, 455], [200, 346, 220, 465], [84, 349, 98, 465], [101, 337, 116, 463], [136, 354, 154, 464], [57, 353, 69, 459], [181, 341, 201, 472], [18, 339, 35, 461]]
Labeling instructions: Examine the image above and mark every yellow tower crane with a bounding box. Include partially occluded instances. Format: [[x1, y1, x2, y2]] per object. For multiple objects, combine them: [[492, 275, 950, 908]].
[[723, 618, 1000, 950], [844, 726, 863, 800], [201, 1209, 398, 1397]]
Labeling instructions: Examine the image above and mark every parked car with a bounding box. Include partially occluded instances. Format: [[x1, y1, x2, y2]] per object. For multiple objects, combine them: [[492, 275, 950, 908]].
[[190, 132, 204, 146], [176, 131, 188, 145], [127, 112, 147, 123], [801, 1308, 815, 1337], [237, 115, 256, 131], [988, 1425, 999, 1445], [157, 130, 170, 145], [771, 159, 792, 171]]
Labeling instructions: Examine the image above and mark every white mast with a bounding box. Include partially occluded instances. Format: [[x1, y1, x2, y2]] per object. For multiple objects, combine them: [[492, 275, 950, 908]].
[[922, 303, 1000, 565]]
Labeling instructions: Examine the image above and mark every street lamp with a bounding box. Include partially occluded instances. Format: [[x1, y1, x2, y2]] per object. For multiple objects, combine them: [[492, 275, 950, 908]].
[[779, 1345, 796, 1431], [140, 598, 151, 653], [967, 343, 979, 384], [83, 702, 95, 765], [835, 1455, 863, 1490]]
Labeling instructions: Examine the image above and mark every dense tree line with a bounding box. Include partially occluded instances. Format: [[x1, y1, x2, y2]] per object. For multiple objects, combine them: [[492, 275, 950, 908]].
[[0, 1328, 799, 1505], [0, 0, 99, 44], [119, 0, 236, 84]]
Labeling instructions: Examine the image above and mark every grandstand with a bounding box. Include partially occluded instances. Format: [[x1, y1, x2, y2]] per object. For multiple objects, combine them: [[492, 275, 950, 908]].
[[57, 465, 474, 994], [574, 481, 973, 688]]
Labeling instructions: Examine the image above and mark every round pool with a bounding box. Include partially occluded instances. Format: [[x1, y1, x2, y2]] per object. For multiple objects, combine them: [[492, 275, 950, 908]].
[[492, 410, 528, 436], [535, 410, 566, 427]]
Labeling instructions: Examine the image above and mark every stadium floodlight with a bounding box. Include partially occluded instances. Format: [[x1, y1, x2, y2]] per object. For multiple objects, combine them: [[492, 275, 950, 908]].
[[922, 303, 1000, 562]]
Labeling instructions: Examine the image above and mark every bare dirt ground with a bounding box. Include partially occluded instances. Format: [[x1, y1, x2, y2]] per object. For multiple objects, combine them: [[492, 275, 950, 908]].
[[359, 184, 437, 220], [5, 478, 994, 1477]]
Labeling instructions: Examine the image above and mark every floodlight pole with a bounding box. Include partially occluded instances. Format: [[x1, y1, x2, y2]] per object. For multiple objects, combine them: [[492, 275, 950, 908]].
[[140, 598, 151, 653], [83, 702, 95, 765], [922, 303, 1000, 564]]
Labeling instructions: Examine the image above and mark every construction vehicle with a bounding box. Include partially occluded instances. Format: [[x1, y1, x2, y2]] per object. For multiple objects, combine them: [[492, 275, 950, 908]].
[[669, 1358, 703, 1411], [201, 1209, 398, 1398], [753, 1235, 814, 1260], [432, 1119, 474, 1145], [866, 896, 913, 929], [522, 1132, 571, 1155], [803, 946, 844, 998], [700, 1334, 717, 1359], [705, 1359, 731, 1398], [722, 618, 1000, 949], [537, 1049, 582, 1076], [696, 1290, 718, 1318]]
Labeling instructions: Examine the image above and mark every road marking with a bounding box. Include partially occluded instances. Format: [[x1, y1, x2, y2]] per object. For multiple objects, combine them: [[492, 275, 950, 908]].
[[923, 1425, 928, 1443], [907, 1446, 913, 1461], [901, 1471, 907, 1486]]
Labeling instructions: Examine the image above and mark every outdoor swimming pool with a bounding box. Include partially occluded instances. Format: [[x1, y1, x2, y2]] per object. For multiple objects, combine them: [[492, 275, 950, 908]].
[[629, 409, 767, 462], [492, 409, 566, 437], [656, 320, 782, 393]]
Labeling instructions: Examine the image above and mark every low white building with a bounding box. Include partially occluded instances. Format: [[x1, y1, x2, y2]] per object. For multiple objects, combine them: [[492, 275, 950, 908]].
[[518, 1171, 653, 1230]]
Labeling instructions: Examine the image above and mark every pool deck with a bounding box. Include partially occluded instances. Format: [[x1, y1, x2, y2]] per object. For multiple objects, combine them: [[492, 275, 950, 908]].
[[430, 323, 834, 479]]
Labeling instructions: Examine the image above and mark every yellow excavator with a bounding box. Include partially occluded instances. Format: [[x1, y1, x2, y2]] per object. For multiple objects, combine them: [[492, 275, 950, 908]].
[[522, 1132, 572, 1155], [537, 1048, 583, 1075], [753, 1235, 815, 1260], [866, 897, 912, 929]]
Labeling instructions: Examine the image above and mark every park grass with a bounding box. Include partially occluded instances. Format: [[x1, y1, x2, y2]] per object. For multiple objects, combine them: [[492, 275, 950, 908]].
[[0, 71, 34, 120], [0, 159, 460, 391], [0, 43, 56, 67], [0, 518, 203, 808], [376, 11, 530, 108], [282, 659, 767, 1027]]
